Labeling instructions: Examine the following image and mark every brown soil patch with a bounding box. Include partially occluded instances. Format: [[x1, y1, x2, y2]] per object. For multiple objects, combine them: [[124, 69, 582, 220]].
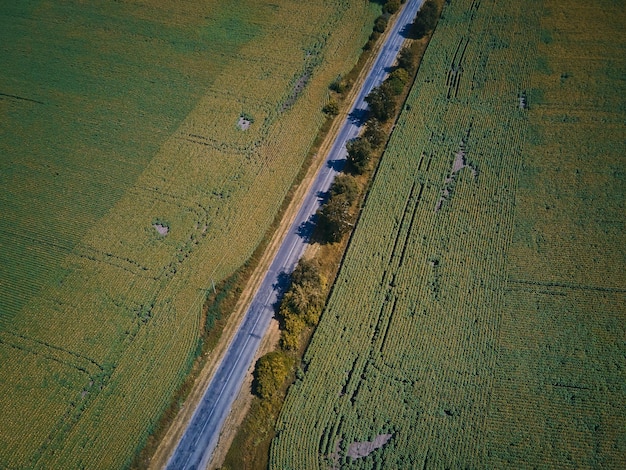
[[153, 223, 169, 236]]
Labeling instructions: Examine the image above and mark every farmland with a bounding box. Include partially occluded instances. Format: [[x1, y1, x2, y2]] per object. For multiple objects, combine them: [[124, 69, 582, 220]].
[[271, 0, 625, 468], [0, 1, 381, 468]]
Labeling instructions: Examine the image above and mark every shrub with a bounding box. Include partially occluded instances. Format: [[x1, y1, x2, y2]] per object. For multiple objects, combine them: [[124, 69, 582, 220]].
[[253, 351, 293, 400]]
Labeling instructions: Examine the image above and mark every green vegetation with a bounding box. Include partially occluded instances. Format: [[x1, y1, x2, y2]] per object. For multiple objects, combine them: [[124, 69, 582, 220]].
[[323, 99, 340, 116], [0, 1, 382, 468], [316, 190, 356, 244], [222, 257, 327, 470], [363, 119, 387, 148], [278, 259, 326, 351], [329, 174, 360, 204], [365, 82, 397, 121], [346, 137, 374, 175], [253, 352, 294, 401], [411, 0, 438, 38], [271, 0, 625, 468]]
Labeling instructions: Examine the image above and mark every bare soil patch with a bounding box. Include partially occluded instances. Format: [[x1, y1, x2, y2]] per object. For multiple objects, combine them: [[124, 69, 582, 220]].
[[237, 116, 251, 131], [347, 434, 393, 459], [153, 223, 169, 236]]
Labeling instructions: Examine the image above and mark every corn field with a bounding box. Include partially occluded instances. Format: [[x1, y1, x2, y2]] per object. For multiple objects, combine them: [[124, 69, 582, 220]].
[[0, 1, 381, 468], [271, 0, 625, 468]]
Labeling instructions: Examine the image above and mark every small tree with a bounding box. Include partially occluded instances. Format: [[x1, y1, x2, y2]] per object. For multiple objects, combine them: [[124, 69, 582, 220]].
[[386, 68, 410, 95], [291, 258, 322, 289], [283, 284, 324, 324], [365, 83, 395, 122], [280, 320, 303, 351], [329, 174, 359, 204], [384, 0, 401, 14], [346, 137, 372, 174], [397, 46, 416, 73], [363, 118, 386, 148], [374, 15, 388, 33], [316, 195, 353, 243], [413, 0, 438, 38], [253, 351, 293, 400]]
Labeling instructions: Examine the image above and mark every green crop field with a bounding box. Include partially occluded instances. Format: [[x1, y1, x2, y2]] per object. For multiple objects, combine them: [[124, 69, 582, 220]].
[[271, 0, 625, 468], [0, 1, 381, 468]]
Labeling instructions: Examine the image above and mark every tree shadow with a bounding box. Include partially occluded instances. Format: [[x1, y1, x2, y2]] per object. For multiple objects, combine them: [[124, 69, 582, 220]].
[[399, 22, 418, 39], [326, 158, 346, 172], [316, 188, 330, 201], [348, 107, 369, 126], [272, 270, 293, 313], [296, 215, 317, 243]]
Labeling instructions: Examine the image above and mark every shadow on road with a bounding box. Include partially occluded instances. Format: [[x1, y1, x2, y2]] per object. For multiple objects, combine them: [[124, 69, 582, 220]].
[[326, 159, 345, 172], [271, 271, 292, 312], [348, 107, 369, 126], [399, 22, 418, 39], [296, 215, 317, 243]]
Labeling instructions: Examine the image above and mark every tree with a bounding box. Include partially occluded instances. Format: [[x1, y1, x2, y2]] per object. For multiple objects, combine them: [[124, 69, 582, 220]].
[[277, 258, 325, 350], [363, 119, 386, 148], [397, 46, 416, 73], [365, 83, 395, 122], [413, 0, 438, 38], [252, 351, 293, 400], [329, 174, 359, 204], [291, 258, 322, 289], [316, 195, 353, 243], [384, 0, 401, 14], [374, 15, 388, 33], [280, 318, 304, 351], [346, 137, 372, 174], [282, 284, 323, 323], [386, 68, 410, 95]]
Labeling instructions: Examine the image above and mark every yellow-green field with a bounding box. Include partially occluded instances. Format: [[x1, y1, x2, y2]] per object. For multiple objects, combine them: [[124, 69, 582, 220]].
[[271, 0, 625, 468], [0, 1, 380, 468]]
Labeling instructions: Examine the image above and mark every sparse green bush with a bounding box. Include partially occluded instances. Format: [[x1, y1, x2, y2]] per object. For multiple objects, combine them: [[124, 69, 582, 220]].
[[323, 99, 339, 116]]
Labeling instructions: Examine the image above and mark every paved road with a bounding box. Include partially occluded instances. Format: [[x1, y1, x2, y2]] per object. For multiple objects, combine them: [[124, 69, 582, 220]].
[[166, 1, 423, 468]]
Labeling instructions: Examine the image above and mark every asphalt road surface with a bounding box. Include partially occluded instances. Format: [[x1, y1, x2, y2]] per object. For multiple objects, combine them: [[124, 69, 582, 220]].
[[166, 1, 423, 468]]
